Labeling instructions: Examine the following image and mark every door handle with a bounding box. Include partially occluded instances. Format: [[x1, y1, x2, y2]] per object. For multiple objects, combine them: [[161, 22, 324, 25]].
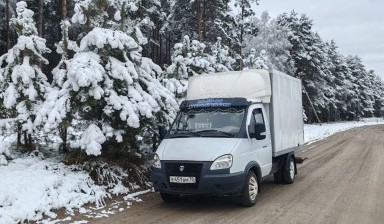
[[262, 145, 268, 148]]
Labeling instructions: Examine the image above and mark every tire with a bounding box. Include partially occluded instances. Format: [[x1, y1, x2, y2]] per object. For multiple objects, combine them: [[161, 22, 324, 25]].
[[160, 193, 180, 203], [282, 156, 295, 184], [239, 171, 259, 207]]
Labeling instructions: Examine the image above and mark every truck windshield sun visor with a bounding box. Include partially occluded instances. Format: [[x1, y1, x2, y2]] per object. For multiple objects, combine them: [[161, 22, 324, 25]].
[[168, 106, 246, 138]]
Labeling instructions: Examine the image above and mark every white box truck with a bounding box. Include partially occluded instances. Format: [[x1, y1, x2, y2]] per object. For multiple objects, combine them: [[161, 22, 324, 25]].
[[151, 69, 304, 206]]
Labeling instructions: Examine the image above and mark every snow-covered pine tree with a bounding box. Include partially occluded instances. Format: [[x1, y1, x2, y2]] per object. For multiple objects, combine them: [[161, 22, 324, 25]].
[[276, 12, 333, 123], [233, 0, 259, 69], [243, 12, 295, 75], [243, 48, 269, 70], [324, 40, 346, 121], [163, 35, 215, 99], [34, 20, 78, 153], [0, 1, 51, 149], [197, 0, 233, 44], [39, 0, 68, 81], [36, 0, 178, 159], [169, 0, 232, 43], [136, 0, 165, 65], [372, 73, 384, 117], [346, 56, 375, 119], [164, 35, 235, 100], [165, 0, 236, 68], [0, 1, 7, 55], [209, 37, 235, 72]]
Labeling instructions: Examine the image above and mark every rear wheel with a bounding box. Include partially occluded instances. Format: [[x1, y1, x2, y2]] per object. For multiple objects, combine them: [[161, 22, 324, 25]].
[[282, 156, 295, 184], [160, 193, 180, 203], [239, 171, 259, 207]]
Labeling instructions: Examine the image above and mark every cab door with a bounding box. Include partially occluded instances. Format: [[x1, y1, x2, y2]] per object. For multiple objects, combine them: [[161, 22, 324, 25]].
[[245, 104, 272, 177]]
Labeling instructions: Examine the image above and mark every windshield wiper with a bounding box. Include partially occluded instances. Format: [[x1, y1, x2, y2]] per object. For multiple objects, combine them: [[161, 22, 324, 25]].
[[169, 129, 202, 137], [195, 129, 234, 137]]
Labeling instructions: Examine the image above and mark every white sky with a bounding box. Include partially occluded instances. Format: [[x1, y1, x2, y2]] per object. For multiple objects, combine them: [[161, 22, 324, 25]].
[[253, 0, 384, 80]]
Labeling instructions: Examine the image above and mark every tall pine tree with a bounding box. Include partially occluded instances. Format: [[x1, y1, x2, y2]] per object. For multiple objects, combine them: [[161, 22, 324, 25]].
[[0, 1, 51, 149]]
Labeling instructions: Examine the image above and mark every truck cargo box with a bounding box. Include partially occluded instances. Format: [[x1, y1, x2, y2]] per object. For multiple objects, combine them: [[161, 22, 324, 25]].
[[270, 70, 304, 156]]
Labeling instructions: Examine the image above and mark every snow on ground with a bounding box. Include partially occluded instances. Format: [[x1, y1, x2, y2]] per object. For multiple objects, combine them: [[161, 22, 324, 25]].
[[1, 118, 384, 223], [0, 152, 151, 224], [0, 154, 107, 223], [304, 117, 384, 144]]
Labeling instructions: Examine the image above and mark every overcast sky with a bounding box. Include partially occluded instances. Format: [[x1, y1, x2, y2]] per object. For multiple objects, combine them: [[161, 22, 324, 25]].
[[253, 0, 384, 80]]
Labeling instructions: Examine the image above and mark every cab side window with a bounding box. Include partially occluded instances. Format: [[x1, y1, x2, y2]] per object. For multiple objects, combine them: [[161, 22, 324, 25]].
[[253, 109, 265, 125]]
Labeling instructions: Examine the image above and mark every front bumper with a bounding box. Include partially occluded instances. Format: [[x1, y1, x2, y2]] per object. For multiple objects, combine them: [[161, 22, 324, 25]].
[[150, 161, 246, 196]]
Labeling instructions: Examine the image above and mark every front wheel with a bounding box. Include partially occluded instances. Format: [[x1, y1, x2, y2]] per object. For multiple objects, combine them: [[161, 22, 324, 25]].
[[239, 171, 259, 207]]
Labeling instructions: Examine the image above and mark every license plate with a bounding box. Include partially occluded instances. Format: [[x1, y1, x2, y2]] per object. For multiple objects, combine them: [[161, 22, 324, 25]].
[[170, 176, 196, 184]]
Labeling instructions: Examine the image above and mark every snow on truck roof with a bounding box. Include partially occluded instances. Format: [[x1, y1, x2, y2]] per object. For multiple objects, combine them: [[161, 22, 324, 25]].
[[187, 69, 272, 103]]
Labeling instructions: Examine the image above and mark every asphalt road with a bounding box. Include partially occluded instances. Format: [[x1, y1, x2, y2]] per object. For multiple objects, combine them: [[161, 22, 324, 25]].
[[93, 125, 384, 224]]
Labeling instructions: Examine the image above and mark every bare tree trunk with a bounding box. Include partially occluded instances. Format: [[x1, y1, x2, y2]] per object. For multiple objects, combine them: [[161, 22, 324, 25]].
[[58, 0, 69, 154], [202, 0, 206, 40], [23, 131, 27, 146], [156, 22, 160, 65], [28, 133, 32, 149], [303, 84, 322, 125], [239, 3, 245, 70], [38, 0, 43, 37], [60, 122, 69, 153], [17, 124, 21, 146], [159, 32, 163, 66], [152, 28, 156, 63], [61, 0, 67, 20], [167, 33, 171, 65], [196, 0, 202, 42], [6, 0, 11, 50]]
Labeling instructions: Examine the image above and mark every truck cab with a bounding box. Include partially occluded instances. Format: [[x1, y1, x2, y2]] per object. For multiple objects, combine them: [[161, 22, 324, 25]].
[[151, 69, 304, 206]]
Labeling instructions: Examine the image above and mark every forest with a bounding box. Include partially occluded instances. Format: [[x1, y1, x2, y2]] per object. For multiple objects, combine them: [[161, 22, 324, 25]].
[[1, 0, 383, 163]]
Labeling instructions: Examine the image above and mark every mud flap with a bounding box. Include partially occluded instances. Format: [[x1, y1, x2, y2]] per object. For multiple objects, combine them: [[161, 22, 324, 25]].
[[295, 156, 308, 164]]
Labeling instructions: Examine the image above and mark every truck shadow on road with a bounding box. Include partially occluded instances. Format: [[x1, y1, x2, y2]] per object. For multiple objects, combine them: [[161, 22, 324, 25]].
[[156, 176, 291, 213]]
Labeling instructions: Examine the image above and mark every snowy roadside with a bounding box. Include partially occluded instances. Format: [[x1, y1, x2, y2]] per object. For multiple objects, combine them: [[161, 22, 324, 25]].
[[0, 151, 152, 224], [0, 155, 106, 223], [1, 118, 384, 223], [304, 117, 384, 144]]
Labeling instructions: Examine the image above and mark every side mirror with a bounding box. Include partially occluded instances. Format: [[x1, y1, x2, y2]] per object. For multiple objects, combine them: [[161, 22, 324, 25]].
[[248, 123, 266, 140], [158, 125, 167, 141], [248, 124, 257, 139], [255, 123, 266, 140]]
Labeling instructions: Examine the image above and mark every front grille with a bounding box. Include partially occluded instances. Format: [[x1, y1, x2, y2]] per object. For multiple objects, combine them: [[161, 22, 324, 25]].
[[165, 162, 203, 190]]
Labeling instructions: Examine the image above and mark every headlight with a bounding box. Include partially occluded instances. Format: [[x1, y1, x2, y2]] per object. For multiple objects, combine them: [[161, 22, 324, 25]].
[[153, 154, 161, 169], [210, 154, 233, 170]]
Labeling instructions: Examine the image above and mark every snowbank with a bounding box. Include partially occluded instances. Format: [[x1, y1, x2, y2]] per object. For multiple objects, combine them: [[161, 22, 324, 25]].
[[0, 155, 107, 223], [0, 119, 17, 166], [0, 135, 16, 166], [304, 118, 384, 144]]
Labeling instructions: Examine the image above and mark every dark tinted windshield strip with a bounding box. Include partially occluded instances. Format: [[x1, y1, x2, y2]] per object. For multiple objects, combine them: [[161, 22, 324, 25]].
[[180, 98, 250, 110]]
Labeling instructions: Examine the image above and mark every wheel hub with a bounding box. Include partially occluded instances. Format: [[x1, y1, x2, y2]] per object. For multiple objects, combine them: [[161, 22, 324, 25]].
[[289, 161, 295, 179], [249, 176, 258, 201]]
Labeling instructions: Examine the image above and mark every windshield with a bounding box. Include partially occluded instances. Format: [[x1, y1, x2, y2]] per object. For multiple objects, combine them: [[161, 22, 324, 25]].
[[169, 108, 245, 138]]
